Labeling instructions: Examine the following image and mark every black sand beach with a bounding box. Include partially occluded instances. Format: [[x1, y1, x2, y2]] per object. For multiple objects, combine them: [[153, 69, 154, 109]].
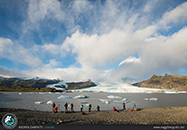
[[0, 106, 187, 125]]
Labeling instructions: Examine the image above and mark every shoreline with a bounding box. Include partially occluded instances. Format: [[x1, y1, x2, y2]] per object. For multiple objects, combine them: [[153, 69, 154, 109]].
[[0, 106, 187, 125]]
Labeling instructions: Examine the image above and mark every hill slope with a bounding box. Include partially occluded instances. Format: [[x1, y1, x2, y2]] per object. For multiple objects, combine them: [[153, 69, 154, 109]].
[[0, 77, 97, 92], [66, 79, 97, 90], [132, 73, 187, 91]]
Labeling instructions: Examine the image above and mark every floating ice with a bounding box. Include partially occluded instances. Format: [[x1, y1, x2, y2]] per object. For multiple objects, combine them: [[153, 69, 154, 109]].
[[122, 98, 128, 101], [107, 95, 122, 99], [149, 98, 158, 101], [57, 95, 73, 99], [34, 101, 44, 104], [113, 100, 129, 103], [143, 98, 149, 100], [46, 100, 53, 104], [99, 99, 110, 104], [73, 95, 89, 99], [19, 93, 22, 95]]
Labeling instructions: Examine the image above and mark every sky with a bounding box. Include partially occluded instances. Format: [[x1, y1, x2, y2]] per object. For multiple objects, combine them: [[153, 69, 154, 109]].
[[0, 0, 187, 82]]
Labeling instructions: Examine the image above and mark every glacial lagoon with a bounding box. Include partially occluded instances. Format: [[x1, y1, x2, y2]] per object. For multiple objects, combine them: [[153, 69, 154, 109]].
[[0, 91, 187, 112]]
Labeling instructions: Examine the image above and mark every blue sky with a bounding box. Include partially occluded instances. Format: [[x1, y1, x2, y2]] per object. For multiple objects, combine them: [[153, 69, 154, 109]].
[[0, 0, 187, 82]]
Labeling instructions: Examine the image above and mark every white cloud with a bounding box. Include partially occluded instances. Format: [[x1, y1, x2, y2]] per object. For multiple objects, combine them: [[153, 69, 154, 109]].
[[119, 57, 140, 67], [42, 43, 60, 55], [28, 0, 65, 24], [44, 59, 59, 68], [160, 2, 187, 25], [1, 1, 187, 82], [61, 28, 152, 68], [0, 67, 25, 78], [0, 38, 42, 68]]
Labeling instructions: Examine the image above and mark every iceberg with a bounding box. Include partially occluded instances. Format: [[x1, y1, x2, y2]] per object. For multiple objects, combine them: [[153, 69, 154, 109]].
[[107, 95, 122, 99], [99, 99, 110, 104], [149, 98, 158, 101], [57, 95, 73, 99], [34, 101, 44, 104], [122, 98, 128, 101], [46, 100, 53, 104], [39, 92, 49, 94], [113, 100, 129, 103], [143, 98, 149, 100], [73, 95, 89, 99], [80, 101, 90, 106]]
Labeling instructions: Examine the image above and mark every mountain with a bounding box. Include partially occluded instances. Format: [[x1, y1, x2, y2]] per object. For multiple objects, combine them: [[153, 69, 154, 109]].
[[66, 79, 97, 90], [132, 73, 187, 91], [0, 77, 60, 88], [0, 77, 97, 92]]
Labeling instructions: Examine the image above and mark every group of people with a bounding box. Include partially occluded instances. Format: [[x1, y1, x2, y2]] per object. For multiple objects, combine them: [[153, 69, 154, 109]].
[[52, 102, 101, 113], [52, 102, 127, 113]]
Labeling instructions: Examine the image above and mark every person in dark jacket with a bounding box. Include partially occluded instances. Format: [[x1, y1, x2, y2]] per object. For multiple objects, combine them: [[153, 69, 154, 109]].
[[97, 105, 100, 112], [71, 103, 74, 113], [123, 102, 126, 110], [64, 102, 68, 113], [88, 104, 92, 112], [52, 103, 56, 113]]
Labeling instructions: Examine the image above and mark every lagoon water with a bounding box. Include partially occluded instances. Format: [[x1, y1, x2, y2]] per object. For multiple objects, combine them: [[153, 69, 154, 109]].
[[0, 91, 187, 112]]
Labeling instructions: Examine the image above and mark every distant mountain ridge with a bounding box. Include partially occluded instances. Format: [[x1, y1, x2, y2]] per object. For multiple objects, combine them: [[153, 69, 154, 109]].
[[132, 73, 187, 91], [0, 77, 97, 92]]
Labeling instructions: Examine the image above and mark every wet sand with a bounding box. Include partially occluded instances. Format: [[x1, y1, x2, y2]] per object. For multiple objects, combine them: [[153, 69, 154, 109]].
[[0, 106, 187, 125]]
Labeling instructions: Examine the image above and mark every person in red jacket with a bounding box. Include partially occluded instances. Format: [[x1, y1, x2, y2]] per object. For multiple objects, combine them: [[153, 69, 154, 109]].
[[113, 107, 116, 111], [113, 107, 119, 112], [52, 103, 58, 113], [54, 106, 58, 113]]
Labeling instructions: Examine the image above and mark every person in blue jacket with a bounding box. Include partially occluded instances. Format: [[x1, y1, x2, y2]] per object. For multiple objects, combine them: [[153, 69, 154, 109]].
[[80, 104, 83, 112]]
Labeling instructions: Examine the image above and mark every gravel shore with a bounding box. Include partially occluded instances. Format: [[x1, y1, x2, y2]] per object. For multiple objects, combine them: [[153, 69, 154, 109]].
[[0, 106, 187, 125]]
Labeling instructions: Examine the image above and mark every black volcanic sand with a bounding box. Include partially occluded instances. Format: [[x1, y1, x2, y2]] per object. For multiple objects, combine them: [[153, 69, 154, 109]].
[[0, 106, 187, 125]]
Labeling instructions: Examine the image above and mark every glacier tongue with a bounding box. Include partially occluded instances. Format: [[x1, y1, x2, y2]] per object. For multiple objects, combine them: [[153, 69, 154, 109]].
[[70, 82, 186, 93]]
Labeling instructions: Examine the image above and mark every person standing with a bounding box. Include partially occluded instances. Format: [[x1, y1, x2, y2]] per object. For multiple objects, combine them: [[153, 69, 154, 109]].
[[71, 103, 74, 113], [64, 102, 68, 113], [88, 104, 92, 112], [97, 105, 100, 112], [68, 103, 71, 112], [80, 104, 83, 112], [123, 102, 126, 110], [52, 103, 56, 113]]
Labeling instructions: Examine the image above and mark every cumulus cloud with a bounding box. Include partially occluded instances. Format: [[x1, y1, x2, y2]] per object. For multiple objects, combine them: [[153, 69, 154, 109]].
[[0, 38, 42, 68], [1, 1, 187, 82], [118, 57, 140, 67], [161, 2, 187, 24]]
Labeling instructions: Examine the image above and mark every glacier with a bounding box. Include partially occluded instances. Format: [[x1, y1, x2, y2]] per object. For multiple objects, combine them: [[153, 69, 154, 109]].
[[70, 82, 186, 93]]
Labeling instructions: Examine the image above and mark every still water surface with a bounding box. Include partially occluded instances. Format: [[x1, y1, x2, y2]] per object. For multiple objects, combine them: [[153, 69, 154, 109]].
[[0, 92, 186, 112]]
